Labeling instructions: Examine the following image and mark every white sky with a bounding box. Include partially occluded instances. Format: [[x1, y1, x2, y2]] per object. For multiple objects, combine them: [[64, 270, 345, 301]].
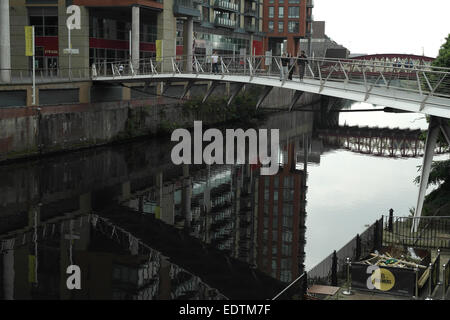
[[313, 0, 450, 57]]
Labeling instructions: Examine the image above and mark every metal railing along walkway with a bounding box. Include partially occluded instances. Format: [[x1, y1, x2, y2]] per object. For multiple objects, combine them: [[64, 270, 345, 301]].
[[2, 54, 450, 117]]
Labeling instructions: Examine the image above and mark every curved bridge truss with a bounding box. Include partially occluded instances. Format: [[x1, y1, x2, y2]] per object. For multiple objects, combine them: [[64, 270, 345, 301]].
[[91, 54, 450, 119], [318, 125, 449, 158]]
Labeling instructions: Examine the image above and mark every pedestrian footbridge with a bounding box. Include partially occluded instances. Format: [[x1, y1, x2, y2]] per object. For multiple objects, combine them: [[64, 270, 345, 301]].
[[91, 55, 450, 119]]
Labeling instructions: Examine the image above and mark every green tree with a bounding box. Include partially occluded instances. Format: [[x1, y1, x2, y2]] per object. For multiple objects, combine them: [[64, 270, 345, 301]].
[[414, 36, 450, 216], [432, 34, 450, 69]]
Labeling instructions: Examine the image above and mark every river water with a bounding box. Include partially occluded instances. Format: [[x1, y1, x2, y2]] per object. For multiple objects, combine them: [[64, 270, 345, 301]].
[[0, 100, 448, 300]]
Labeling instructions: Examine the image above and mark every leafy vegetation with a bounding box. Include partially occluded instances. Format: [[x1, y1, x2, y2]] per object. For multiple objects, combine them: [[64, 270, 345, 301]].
[[414, 35, 450, 216]]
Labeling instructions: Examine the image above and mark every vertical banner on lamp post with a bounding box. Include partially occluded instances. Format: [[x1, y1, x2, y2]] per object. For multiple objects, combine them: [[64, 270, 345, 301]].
[[156, 40, 163, 62], [25, 26, 34, 56]]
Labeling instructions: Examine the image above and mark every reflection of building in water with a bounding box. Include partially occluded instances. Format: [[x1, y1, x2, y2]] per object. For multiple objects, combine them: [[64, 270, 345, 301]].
[[256, 141, 307, 284], [0, 109, 318, 299], [0, 213, 226, 300]]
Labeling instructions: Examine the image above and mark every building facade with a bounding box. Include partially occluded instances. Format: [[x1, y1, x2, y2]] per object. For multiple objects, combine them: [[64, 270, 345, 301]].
[[262, 0, 313, 56], [299, 21, 350, 58], [1, 0, 264, 82]]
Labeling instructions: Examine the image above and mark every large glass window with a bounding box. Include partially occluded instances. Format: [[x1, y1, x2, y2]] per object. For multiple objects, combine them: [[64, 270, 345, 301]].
[[29, 14, 58, 36], [278, 7, 284, 18], [268, 21, 274, 32], [288, 21, 299, 33], [288, 7, 300, 18], [288, 0, 300, 3], [278, 22, 284, 33], [268, 7, 274, 18]]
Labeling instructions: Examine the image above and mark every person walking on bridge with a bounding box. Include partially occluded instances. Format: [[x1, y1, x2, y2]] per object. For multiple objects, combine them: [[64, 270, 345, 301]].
[[211, 51, 219, 74], [280, 53, 289, 81], [296, 50, 308, 81]]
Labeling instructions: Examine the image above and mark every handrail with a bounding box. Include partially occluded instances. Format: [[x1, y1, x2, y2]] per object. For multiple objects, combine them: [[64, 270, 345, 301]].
[[272, 272, 306, 300], [2, 54, 450, 111]]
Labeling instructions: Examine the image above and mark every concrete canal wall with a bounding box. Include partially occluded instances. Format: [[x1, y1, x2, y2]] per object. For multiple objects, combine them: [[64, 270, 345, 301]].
[[0, 81, 321, 162]]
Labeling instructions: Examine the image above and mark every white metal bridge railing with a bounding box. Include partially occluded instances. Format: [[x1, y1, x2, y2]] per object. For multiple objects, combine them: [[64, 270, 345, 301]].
[[93, 54, 450, 110], [2, 54, 450, 111]]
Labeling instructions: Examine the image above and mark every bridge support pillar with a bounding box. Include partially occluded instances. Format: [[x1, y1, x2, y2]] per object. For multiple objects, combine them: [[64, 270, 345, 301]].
[[183, 17, 193, 73], [132, 6, 140, 73], [412, 116, 440, 232], [440, 120, 450, 145], [202, 81, 219, 103], [288, 91, 304, 112], [0, 0, 11, 83], [255, 86, 273, 109]]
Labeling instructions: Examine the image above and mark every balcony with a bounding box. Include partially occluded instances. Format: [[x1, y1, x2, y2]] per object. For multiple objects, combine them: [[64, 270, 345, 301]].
[[244, 8, 257, 17], [244, 24, 257, 33], [213, 0, 239, 13], [173, 0, 201, 17], [214, 16, 237, 28], [307, 0, 314, 8]]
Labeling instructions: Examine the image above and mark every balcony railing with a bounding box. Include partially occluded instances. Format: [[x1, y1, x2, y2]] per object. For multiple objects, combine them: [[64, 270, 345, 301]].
[[213, 0, 239, 12], [244, 24, 257, 33], [214, 16, 237, 28], [173, 0, 201, 17], [244, 8, 257, 17]]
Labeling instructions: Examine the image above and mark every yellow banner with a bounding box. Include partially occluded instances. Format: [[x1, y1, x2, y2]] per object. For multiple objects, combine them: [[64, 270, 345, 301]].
[[155, 206, 161, 219], [28, 255, 36, 283], [25, 26, 34, 57], [156, 40, 162, 62]]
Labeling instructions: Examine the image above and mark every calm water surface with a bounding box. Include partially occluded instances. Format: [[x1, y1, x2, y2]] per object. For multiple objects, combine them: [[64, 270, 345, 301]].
[[0, 100, 448, 299]]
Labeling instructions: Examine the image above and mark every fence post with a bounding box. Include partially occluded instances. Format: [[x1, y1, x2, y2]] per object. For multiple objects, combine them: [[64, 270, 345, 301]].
[[388, 209, 394, 232], [443, 263, 447, 300], [342, 257, 353, 295], [373, 219, 381, 251], [426, 263, 433, 300], [355, 234, 361, 261], [413, 265, 419, 299], [331, 251, 337, 286]]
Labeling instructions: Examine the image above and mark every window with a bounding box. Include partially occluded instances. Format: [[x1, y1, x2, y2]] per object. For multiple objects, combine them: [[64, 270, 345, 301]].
[[278, 21, 284, 33], [265, 177, 271, 189], [278, 7, 284, 18], [288, 0, 300, 3], [268, 21, 274, 31], [288, 7, 300, 18], [272, 230, 278, 242], [29, 14, 58, 37], [283, 189, 294, 202], [282, 243, 292, 256], [288, 21, 299, 33], [282, 230, 292, 242], [283, 215, 293, 228], [268, 7, 274, 18], [279, 0, 284, 3]]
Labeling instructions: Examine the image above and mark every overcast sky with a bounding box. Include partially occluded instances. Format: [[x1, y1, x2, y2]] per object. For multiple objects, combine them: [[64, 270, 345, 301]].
[[313, 0, 450, 57]]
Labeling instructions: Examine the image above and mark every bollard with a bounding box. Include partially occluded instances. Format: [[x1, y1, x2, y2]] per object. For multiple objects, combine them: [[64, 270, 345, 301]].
[[436, 249, 442, 286], [425, 263, 433, 300], [342, 257, 353, 295], [413, 265, 419, 299], [443, 263, 447, 301]]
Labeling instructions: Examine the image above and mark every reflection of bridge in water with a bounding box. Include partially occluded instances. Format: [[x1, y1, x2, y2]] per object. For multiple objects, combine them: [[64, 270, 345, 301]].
[[318, 125, 449, 158]]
